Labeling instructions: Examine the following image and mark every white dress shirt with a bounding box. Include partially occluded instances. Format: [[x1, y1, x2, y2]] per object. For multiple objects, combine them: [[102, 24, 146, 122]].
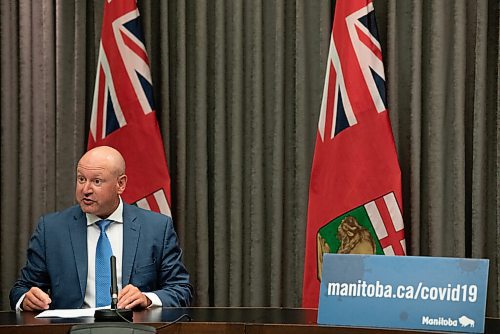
[[84, 200, 125, 307]]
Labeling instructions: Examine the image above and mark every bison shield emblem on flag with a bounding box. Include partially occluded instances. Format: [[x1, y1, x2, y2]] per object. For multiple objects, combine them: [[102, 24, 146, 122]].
[[316, 192, 405, 281]]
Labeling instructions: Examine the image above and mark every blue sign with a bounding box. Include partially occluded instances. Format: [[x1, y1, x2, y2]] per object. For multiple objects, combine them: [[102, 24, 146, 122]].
[[318, 254, 489, 333]]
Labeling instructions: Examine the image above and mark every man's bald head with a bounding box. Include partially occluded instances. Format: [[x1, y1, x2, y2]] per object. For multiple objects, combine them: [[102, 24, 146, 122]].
[[78, 146, 126, 177]]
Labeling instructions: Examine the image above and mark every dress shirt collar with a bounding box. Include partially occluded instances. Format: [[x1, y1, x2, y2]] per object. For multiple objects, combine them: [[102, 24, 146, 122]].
[[86, 197, 124, 226]]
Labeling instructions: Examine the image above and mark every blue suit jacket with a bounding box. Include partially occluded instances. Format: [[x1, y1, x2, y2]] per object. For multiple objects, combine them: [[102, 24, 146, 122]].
[[10, 203, 193, 309]]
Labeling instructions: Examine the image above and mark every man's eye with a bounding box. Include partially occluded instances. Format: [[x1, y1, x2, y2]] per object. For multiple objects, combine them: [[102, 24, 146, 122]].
[[93, 179, 102, 186], [77, 176, 85, 183]]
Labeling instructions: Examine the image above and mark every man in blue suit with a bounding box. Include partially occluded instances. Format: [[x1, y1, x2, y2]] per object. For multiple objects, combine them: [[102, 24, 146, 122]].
[[10, 146, 193, 310]]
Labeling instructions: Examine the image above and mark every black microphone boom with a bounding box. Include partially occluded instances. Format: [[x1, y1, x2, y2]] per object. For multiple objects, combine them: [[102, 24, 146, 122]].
[[94, 255, 133, 322], [110, 255, 118, 309]]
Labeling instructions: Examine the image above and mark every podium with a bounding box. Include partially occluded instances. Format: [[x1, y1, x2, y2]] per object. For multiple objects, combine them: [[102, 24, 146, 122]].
[[0, 308, 499, 334]]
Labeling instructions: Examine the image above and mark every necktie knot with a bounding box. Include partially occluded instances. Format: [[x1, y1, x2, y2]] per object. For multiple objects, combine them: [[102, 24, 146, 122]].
[[96, 219, 112, 233]]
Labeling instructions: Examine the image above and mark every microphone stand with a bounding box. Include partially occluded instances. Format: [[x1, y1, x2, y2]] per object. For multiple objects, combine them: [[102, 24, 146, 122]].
[[94, 256, 133, 322]]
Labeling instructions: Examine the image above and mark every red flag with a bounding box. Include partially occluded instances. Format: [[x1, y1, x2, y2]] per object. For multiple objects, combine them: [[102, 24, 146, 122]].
[[302, 0, 406, 308], [88, 0, 171, 216]]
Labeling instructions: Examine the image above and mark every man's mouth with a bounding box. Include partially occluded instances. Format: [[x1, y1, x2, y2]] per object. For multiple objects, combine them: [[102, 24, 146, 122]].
[[82, 198, 94, 205]]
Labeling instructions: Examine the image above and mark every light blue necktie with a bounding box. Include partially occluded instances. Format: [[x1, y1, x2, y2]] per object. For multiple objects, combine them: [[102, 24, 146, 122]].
[[95, 219, 113, 307]]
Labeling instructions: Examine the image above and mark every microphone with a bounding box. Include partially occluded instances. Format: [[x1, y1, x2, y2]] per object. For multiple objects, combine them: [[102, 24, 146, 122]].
[[110, 255, 118, 309], [94, 256, 133, 322]]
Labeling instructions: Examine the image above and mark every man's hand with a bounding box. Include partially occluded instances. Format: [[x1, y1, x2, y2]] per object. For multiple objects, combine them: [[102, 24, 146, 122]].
[[117, 284, 151, 309], [22, 287, 51, 311]]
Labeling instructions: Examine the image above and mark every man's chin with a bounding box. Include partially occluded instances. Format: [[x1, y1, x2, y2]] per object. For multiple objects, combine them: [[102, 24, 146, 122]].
[[79, 202, 97, 214]]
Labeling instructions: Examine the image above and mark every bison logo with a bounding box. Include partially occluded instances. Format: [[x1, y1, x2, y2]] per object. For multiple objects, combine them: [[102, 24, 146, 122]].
[[458, 315, 475, 328]]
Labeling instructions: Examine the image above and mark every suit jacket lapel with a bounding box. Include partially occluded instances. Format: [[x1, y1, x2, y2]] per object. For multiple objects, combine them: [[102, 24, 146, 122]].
[[68, 209, 88, 300], [122, 204, 140, 286]]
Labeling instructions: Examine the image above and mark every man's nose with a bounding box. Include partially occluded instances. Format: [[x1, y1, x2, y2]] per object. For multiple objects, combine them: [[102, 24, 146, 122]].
[[82, 181, 93, 194]]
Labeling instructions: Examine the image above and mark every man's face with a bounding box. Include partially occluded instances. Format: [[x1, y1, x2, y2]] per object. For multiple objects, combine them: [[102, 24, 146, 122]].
[[75, 158, 126, 218]]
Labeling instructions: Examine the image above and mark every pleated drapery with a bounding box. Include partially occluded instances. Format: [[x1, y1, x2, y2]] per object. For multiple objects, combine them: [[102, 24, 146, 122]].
[[1, 0, 499, 316]]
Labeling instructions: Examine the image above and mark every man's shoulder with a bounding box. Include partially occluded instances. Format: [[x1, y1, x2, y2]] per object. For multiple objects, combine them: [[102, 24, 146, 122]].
[[42, 205, 83, 223], [123, 203, 172, 225]]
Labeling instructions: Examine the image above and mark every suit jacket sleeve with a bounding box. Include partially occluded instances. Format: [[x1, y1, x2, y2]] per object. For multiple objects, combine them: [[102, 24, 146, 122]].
[[9, 216, 51, 309], [151, 217, 193, 306]]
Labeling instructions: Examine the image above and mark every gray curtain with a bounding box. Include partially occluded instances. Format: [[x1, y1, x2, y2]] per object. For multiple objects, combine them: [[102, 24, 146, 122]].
[[1, 0, 498, 316]]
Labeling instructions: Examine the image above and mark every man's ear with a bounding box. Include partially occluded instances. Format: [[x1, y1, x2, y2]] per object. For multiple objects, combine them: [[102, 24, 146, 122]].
[[117, 174, 127, 194]]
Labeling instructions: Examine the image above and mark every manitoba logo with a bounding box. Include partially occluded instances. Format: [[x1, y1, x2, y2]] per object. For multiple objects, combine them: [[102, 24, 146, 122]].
[[422, 315, 475, 328], [316, 192, 405, 280]]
